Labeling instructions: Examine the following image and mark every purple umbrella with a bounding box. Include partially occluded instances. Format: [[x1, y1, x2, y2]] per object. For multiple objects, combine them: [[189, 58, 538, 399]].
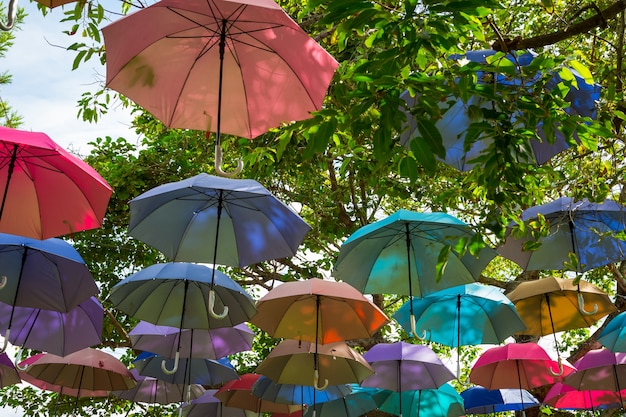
[[0, 296, 103, 358], [563, 349, 626, 394], [112, 369, 205, 404], [129, 321, 254, 360], [360, 342, 455, 391], [0, 352, 20, 388], [181, 389, 255, 417]]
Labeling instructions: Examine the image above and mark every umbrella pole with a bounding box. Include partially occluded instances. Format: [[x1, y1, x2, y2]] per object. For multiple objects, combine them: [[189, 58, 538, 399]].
[[2, 248, 29, 354], [208, 192, 228, 319], [515, 360, 526, 417], [546, 294, 564, 376], [404, 224, 421, 339], [0, 144, 18, 221], [397, 361, 402, 417]]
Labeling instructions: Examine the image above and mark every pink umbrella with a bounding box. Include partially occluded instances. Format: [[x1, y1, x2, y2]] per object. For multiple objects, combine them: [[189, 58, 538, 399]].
[[0, 126, 112, 239], [543, 382, 624, 411], [469, 342, 575, 390], [102, 0, 338, 176]]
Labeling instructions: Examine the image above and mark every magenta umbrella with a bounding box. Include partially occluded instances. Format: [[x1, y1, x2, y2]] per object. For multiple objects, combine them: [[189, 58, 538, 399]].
[[543, 382, 624, 411], [103, 0, 338, 175], [0, 126, 112, 239], [129, 321, 254, 360]]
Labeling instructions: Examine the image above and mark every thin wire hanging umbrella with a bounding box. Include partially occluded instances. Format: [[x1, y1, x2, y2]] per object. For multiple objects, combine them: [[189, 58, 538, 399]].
[[103, 0, 338, 175]]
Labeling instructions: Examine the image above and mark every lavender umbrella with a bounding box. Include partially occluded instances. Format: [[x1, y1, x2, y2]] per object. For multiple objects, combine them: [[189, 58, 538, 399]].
[[0, 296, 103, 358], [0, 352, 20, 388], [129, 321, 254, 359]]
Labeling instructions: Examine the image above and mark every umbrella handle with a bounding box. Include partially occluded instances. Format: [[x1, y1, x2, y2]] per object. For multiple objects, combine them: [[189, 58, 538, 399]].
[[14, 347, 27, 371], [215, 143, 243, 178], [0, 328, 9, 353], [0, 0, 16, 31], [208, 289, 229, 319], [410, 315, 428, 340], [313, 370, 328, 390], [0, 275, 7, 289], [578, 292, 598, 316], [548, 357, 564, 377], [161, 351, 180, 375]]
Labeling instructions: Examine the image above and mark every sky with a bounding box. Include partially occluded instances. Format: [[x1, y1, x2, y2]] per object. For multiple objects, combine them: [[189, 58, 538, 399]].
[[1, 0, 137, 156]]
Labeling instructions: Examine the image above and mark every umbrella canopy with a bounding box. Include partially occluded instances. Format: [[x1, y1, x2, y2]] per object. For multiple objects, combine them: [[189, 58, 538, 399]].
[[109, 262, 256, 329], [377, 384, 466, 417], [334, 209, 497, 298], [562, 348, 626, 392], [133, 352, 239, 386], [181, 389, 255, 417], [251, 375, 352, 406], [111, 369, 205, 404], [215, 373, 303, 414], [0, 353, 20, 388], [302, 385, 383, 417], [393, 283, 526, 346], [469, 342, 575, 390], [360, 341, 455, 391], [0, 126, 112, 239], [250, 278, 389, 344], [598, 310, 626, 352], [506, 276, 615, 336], [460, 386, 540, 414], [0, 296, 103, 357], [127, 173, 311, 266], [255, 339, 374, 388], [543, 382, 624, 410], [20, 348, 137, 394], [129, 321, 254, 359], [498, 197, 626, 272], [400, 50, 601, 171]]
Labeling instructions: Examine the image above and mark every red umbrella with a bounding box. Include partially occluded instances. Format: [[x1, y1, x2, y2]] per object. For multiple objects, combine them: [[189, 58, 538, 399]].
[[215, 373, 303, 414], [469, 342, 575, 390], [0, 126, 112, 239], [102, 0, 338, 175]]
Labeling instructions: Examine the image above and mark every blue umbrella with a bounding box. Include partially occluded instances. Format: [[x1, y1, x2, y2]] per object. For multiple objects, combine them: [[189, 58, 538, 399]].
[[251, 375, 352, 406], [497, 197, 626, 272], [461, 386, 540, 414], [133, 352, 239, 386], [377, 384, 465, 417], [598, 311, 626, 352], [400, 50, 601, 171]]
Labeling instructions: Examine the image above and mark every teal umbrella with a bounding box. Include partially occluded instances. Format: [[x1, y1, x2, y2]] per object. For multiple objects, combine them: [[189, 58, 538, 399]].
[[598, 311, 626, 352], [377, 384, 465, 417], [334, 210, 497, 335], [302, 385, 384, 417]]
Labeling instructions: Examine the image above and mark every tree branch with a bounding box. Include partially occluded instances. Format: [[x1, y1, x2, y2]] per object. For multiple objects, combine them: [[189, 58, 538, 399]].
[[492, 0, 626, 51]]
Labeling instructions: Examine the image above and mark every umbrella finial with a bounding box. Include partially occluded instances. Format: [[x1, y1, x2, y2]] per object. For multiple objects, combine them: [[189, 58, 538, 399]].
[[578, 291, 599, 316], [208, 289, 229, 319]]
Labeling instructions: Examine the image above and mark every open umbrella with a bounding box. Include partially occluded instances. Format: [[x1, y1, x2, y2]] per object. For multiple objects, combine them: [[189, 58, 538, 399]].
[[0, 353, 20, 388], [562, 348, 626, 394], [333, 210, 497, 337], [302, 385, 383, 417], [0, 296, 103, 359], [377, 384, 465, 417], [181, 389, 255, 417], [0, 126, 112, 239], [111, 369, 206, 404], [598, 310, 626, 352], [498, 197, 626, 272], [400, 50, 601, 171], [469, 342, 575, 390], [215, 373, 303, 415], [543, 382, 624, 411], [0, 233, 99, 352], [103, 0, 338, 175], [460, 386, 540, 414], [251, 375, 352, 406], [129, 321, 254, 360]]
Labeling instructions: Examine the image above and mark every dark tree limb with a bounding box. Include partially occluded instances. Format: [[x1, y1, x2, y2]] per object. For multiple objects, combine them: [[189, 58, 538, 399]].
[[492, 0, 626, 51]]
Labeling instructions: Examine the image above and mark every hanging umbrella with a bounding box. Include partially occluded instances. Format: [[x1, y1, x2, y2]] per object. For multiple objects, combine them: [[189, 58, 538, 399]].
[[0, 296, 103, 358], [111, 369, 206, 404], [250, 278, 389, 344], [20, 348, 137, 394], [543, 382, 624, 411], [333, 209, 497, 337], [469, 342, 575, 390], [103, 0, 338, 175], [498, 197, 626, 272], [0, 353, 20, 388], [377, 384, 465, 417], [562, 348, 626, 393], [215, 373, 303, 415], [128, 173, 311, 266], [598, 310, 626, 352], [255, 339, 374, 389], [129, 321, 254, 360], [181, 389, 255, 417], [133, 352, 239, 386], [0, 233, 99, 352], [360, 341, 455, 391], [251, 375, 352, 406], [0, 126, 112, 239], [400, 50, 601, 171], [301, 385, 383, 417], [460, 386, 540, 414]]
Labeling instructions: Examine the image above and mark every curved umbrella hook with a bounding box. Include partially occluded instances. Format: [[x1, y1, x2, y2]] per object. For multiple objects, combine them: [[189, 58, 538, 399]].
[[14, 347, 27, 371], [161, 351, 180, 375], [215, 143, 243, 178], [578, 291, 598, 316], [0, 329, 10, 354], [409, 314, 428, 340], [548, 356, 564, 377], [0, 275, 7, 289], [313, 369, 328, 390], [0, 0, 17, 31], [208, 289, 229, 319]]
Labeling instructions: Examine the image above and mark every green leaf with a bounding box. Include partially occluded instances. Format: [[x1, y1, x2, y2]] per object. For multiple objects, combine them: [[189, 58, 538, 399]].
[[416, 118, 446, 157], [409, 136, 437, 174], [436, 245, 451, 282]]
